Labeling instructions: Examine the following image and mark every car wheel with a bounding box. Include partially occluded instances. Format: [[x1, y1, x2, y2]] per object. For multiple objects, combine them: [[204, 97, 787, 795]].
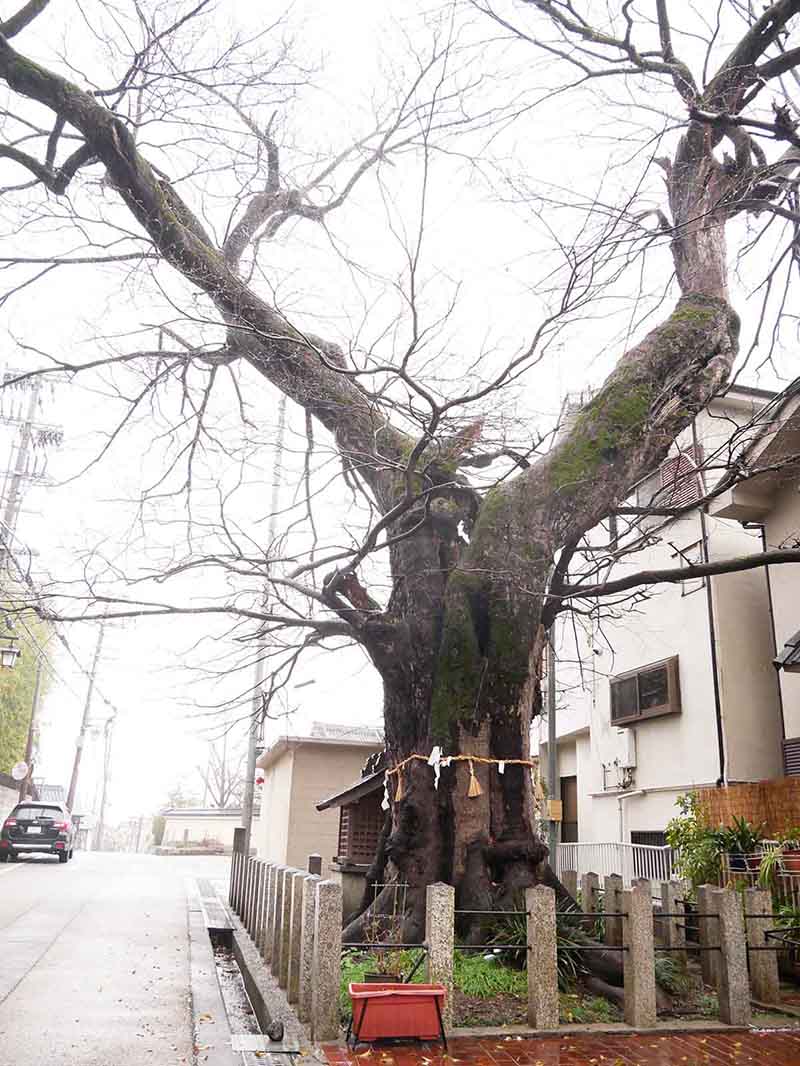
[[58, 852, 68, 864], [8, 853, 18, 863], [0, 853, 7, 863]]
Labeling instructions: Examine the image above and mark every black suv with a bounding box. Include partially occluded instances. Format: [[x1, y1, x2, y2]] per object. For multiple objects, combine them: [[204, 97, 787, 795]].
[[0, 801, 76, 864]]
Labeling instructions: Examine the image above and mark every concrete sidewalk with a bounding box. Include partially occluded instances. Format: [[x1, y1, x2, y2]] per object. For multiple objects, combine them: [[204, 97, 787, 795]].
[[0, 851, 229, 1065]]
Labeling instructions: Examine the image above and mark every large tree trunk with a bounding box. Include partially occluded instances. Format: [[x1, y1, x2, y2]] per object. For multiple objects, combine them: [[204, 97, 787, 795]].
[[347, 277, 740, 950]]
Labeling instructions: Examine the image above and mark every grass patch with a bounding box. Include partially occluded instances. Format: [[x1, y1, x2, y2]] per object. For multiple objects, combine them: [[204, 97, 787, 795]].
[[453, 951, 527, 997], [560, 992, 621, 1024]]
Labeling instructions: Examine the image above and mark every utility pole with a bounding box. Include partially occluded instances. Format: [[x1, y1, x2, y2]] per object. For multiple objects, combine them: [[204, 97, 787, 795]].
[[93, 713, 115, 850], [547, 632, 559, 861], [66, 623, 105, 812], [241, 394, 287, 854], [18, 654, 44, 803], [134, 814, 143, 853], [2, 377, 41, 541]]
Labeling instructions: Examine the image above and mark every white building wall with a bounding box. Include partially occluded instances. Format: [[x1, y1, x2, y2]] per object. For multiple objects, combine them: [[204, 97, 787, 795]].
[[539, 392, 782, 844], [763, 478, 800, 739], [162, 812, 253, 848], [257, 749, 294, 864]]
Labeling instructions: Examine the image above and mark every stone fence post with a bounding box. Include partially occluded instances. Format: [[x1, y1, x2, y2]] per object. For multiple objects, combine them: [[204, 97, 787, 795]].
[[425, 882, 455, 1030], [271, 865, 286, 976], [745, 887, 780, 1005], [660, 880, 686, 966], [279, 867, 296, 989], [257, 864, 273, 956], [249, 860, 265, 939], [288, 870, 308, 1003], [604, 874, 623, 947], [243, 858, 255, 927], [622, 879, 657, 1028], [298, 873, 321, 1023], [562, 869, 578, 900], [697, 884, 720, 989], [231, 827, 246, 912], [581, 871, 599, 915], [712, 887, 751, 1026], [526, 885, 559, 1029], [311, 879, 343, 1043]]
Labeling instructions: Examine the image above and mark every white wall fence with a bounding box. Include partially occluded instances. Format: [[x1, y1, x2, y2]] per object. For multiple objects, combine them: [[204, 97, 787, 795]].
[[556, 841, 674, 888]]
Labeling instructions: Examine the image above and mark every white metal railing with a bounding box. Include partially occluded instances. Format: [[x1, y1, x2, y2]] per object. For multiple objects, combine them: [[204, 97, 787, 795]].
[[555, 841, 674, 888]]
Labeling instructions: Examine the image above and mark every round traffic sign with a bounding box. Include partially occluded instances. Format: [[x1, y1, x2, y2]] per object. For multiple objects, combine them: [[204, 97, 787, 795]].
[[10, 761, 28, 781]]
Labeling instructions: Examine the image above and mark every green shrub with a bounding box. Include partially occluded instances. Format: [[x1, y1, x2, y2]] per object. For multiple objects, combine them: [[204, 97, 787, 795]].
[[666, 792, 723, 892], [488, 907, 588, 990]]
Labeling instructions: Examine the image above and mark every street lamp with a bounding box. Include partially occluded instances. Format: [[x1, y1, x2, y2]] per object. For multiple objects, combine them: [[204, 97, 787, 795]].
[[0, 635, 20, 669]]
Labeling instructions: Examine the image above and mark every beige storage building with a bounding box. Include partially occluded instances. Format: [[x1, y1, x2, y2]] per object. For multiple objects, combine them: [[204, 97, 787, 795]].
[[255, 723, 382, 876]]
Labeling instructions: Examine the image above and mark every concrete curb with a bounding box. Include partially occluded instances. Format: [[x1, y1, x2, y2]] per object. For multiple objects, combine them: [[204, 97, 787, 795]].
[[230, 913, 326, 1065]]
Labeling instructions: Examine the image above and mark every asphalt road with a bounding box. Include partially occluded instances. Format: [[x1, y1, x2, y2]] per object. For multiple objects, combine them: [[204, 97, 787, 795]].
[[0, 850, 230, 1066]]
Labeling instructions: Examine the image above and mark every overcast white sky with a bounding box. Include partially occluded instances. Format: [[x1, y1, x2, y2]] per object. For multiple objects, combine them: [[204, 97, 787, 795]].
[[1, 1, 795, 824]]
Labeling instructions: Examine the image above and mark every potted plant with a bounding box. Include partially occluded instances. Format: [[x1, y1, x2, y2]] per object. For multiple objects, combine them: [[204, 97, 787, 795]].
[[722, 817, 766, 872], [348, 983, 447, 1046], [781, 829, 800, 874], [363, 948, 406, 984]]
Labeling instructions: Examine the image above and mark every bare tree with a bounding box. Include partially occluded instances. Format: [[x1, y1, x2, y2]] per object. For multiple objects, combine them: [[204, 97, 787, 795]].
[[1, 2, 800, 977], [197, 738, 246, 809]]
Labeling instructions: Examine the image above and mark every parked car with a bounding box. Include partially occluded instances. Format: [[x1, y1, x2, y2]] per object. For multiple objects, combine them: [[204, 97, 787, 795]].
[[0, 801, 76, 864]]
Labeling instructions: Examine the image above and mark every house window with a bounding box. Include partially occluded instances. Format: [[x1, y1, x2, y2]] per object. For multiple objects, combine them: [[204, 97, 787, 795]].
[[674, 540, 706, 597], [610, 656, 681, 725], [783, 737, 800, 777], [560, 775, 578, 843], [630, 830, 670, 878], [336, 792, 385, 865], [659, 445, 702, 507]]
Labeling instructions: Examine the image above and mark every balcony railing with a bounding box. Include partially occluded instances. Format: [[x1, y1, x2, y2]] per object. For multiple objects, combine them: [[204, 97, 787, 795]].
[[555, 840, 674, 887]]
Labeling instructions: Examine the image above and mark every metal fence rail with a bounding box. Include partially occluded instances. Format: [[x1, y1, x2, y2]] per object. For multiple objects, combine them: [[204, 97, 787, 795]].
[[555, 841, 674, 887]]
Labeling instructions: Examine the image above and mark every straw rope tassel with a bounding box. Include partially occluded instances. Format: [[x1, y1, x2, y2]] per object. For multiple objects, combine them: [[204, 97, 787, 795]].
[[394, 768, 405, 802], [467, 759, 483, 797]]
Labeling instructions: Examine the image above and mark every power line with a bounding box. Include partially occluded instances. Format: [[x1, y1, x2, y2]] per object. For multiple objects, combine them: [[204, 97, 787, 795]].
[[0, 521, 122, 717]]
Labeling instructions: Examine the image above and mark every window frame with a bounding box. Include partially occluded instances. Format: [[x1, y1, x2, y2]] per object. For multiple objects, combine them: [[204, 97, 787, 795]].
[[673, 539, 706, 597], [609, 655, 681, 726]]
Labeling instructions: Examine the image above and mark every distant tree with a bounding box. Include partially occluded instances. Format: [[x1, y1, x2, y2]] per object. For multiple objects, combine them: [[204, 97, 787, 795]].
[[197, 740, 247, 809], [0, 610, 52, 774], [151, 814, 165, 846], [163, 782, 200, 810]]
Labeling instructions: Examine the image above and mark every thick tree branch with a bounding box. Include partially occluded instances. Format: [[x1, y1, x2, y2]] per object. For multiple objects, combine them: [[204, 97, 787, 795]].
[[0, 140, 94, 192], [705, 0, 800, 112], [0, 32, 413, 508], [556, 547, 800, 602], [0, 0, 49, 38]]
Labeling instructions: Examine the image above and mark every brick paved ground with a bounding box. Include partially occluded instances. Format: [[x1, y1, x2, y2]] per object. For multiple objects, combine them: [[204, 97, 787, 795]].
[[324, 1030, 800, 1066]]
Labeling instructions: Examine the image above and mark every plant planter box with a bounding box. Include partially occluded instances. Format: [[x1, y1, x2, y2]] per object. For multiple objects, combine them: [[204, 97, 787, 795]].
[[348, 983, 446, 1046], [728, 852, 760, 872], [782, 850, 800, 873]]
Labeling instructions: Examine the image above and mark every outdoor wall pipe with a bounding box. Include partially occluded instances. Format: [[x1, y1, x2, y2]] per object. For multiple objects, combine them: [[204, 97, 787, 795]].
[[547, 631, 558, 860], [692, 421, 726, 788], [744, 522, 786, 743], [616, 789, 645, 842]]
